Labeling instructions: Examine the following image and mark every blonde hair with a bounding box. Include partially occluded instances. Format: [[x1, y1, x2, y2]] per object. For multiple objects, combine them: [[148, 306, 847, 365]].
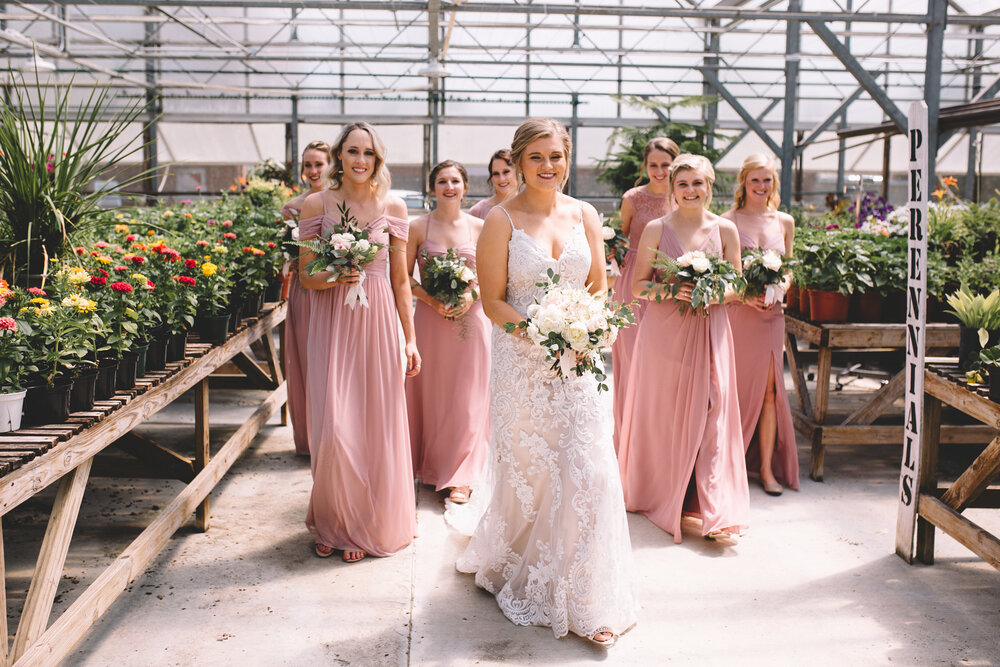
[[509, 118, 572, 188], [669, 154, 716, 208], [635, 137, 680, 186], [300, 140, 331, 184], [733, 153, 780, 211], [326, 122, 391, 200]]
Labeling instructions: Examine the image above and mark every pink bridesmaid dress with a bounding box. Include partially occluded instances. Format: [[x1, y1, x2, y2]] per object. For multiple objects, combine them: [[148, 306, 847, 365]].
[[618, 222, 750, 543], [466, 199, 493, 220], [611, 187, 674, 450], [299, 201, 416, 557], [281, 201, 312, 456], [725, 212, 800, 490], [405, 220, 490, 490]]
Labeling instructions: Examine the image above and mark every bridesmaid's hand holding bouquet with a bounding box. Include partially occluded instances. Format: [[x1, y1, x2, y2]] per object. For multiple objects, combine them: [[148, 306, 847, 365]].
[[294, 202, 385, 308], [419, 248, 478, 319], [504, 269, 634, 392], [741, 248, 788, 309], [644, 249, 745, 315]]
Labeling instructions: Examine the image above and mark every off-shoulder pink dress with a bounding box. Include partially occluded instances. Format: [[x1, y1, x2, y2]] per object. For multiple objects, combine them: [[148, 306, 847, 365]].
[[281, 201, 312, 456], [611, 187, 674, 451], [618, 222, 750, 542], [405, 220, 490, 490], [299, 202, 416, 557], [725, 211, 800, 490]]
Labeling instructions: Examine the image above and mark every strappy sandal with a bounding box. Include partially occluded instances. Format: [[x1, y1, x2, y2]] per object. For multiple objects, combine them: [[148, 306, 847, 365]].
[[342, 549, 366, 563], [314, 542, 334, 558], [588, 630, 617, 649], [448, 486, 471, 504]]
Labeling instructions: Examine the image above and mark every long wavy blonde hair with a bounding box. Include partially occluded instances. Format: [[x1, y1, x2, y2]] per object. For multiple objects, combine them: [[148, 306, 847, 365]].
[[733, 153, 780, 211], [509, 118, 572, 188], [325, 122, 391, 201], [669, 154, 716, 208]]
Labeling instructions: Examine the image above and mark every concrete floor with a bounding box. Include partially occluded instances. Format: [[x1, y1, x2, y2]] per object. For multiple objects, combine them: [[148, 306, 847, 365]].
[[5, 385, 1000, 666]]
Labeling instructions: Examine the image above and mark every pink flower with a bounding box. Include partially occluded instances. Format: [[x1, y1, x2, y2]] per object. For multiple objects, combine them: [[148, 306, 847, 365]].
[[27, 287, 46, 296], [224, 232, 237, 240], [74, 246, 86, 255], [131, 255, 146, 265], [125, 234, 137, 242], [94, 241, 109, 248], [0, 317, 16, 332], [222, 220, 233, 228], [110, 281, 134, 293]]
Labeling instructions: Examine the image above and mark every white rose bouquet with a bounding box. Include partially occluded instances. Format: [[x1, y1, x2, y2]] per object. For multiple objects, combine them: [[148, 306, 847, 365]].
[[601, 215, 628, 276], [741, 247, 789, 307], [645, 249, 745, 315], [504, 269, 634, 392], [294, 202, 385, 308], [419, 248, 479, 315]]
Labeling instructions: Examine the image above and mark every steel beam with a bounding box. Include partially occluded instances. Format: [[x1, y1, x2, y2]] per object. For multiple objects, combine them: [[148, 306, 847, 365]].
[[716, 98, 780, 162], [698, 67, 781, 156], [925, 0, 947, 185], [702, 20, 720, 151], [806, 18, 907, 132], [780, 0, 800, 208], [796, 85, 867, 156]]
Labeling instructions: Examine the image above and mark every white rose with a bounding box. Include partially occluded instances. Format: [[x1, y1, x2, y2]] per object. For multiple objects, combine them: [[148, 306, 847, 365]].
[[601, 226, 616, 241], [526, 322, 544, 344], [328, 233, 352, 247], [291, 227, 300, 241], [677, 252, 694, 267], [564, 321, 590, 352], [355, 238, 371, 253], [458, 266, 476, 282], [689, 251, 711, 273], [600, 326, 618, 348], [742, 255, 755, 270], [535, 306, 565, 336], [761, 249, 783, 271]]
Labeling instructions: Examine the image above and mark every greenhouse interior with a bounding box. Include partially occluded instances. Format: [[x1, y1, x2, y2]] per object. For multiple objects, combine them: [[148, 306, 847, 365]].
[[1, 1, 999, 665]]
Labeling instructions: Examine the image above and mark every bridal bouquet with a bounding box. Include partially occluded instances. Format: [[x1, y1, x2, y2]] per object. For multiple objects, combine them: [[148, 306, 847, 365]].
[[294, 202, 385, 308], [504, 269, 634, 392], [601, 216, 628, 276], [645, 249, 745, 315], [420, 248, 478, 315], [741, 247, 788, 307]]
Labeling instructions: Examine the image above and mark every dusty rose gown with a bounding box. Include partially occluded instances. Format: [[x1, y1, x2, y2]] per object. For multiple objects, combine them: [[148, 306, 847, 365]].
[[299, 202, 416, 557], [281, 201, 312, 456], [405, 220, 490, 490], [466, 199, 494, 220], [725, 211, 800, 490], [611, 187, 674, 450], [618, 222, 750, 543]]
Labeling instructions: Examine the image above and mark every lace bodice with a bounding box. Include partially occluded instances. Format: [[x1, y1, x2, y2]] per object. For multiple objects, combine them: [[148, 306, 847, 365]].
[[505, 216, 591, 315]]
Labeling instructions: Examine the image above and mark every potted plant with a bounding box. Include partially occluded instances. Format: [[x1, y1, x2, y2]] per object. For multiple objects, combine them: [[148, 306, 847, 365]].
[[193, 260, 232, 344], [0, 282, 35, 431], [798, 231, 874, 322], [978, 345, 1000, 402], [944, 289, 1000, 370], [98, 278, 143, 389]]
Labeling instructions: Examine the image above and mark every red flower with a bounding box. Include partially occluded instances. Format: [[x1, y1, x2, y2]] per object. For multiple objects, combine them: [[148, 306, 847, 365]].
[[89, 276, 107, 287], [224, 233, 237, 240], [0, 317, 16, 332], [114, 265, 128, 274], [146, 280, 155, 290], [267, 242, 276, 248], [196, 240, 209, 247], [162, 249, 181, 262], [74, 246, 86, 255], [125, 234, 137, 241], [243, 247, 252, 253], [174, 275, 196, 287], [131, 255, 146, 265], [98, 269, 109, 277], [110, 281, 134, 293], [185, 258, 198, 269], [27, 287, 47, 296]]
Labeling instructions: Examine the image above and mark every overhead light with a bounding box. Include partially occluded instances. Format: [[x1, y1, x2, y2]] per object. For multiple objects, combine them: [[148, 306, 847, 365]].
[[21, 53, 56, 73], [418, 59, 450, 78]]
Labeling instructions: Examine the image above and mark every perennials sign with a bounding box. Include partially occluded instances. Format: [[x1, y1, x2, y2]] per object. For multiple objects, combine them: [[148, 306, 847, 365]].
[[895, 101, 929, 562]]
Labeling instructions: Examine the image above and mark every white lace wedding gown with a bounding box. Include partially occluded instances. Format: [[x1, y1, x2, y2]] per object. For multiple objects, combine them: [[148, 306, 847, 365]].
[[455, 206, 638, 640]]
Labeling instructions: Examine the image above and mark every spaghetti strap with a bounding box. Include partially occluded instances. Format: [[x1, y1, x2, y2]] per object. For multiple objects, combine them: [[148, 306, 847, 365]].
[[321, 193, 329, 217], [496, 206, 515, 231]]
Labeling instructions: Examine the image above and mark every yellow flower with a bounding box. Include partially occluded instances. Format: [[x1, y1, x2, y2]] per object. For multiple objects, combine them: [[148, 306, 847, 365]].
[[130, 273, 148, 283], [29, 297, 50, 306], [201, 262, 218, 277], [115, 223, 130, 233], [116, 213, 124, 219], [61, 294, 97, 313], [95, 255, 112, 265], [129, 218, 137, 224], [204, 255, 212, 260], [211, 245, 228, 255], [64, 266, 90, 285]]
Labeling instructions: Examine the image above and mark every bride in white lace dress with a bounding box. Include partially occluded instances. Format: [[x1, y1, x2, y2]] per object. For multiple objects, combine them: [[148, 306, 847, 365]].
[[458, 118, 637, 646]]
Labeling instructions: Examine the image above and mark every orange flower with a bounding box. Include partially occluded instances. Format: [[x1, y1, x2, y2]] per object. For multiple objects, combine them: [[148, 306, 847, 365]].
[[229, 185, 237, 192], [942, 176, 958, 187]]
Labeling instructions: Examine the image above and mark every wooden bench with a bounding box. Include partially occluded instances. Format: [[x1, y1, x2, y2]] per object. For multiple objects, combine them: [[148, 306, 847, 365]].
[[1, 302, 287, 666]]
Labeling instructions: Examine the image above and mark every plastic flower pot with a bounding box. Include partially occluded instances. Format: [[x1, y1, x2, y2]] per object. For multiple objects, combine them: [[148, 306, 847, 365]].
[[242, 290, 264, 319], [94, 357, 120, 400], [134, 341, 150, 378], [165, 330, 188, 362], [808, 289, 850, 323], [0, 388, 27, 433], [23, 377, 74, 426], [265, 279, 282, 303], [196, 312, 231, 345], [69, 367, 99, 412], [116, 350, 140, 390], [146, 333, 169, 372]]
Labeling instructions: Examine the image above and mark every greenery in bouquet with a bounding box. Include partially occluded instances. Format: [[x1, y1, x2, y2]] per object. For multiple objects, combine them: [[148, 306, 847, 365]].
[[643, 249, 745, 314], [194, 260, 232, 316], [419, 248, 478, 313], [18, 289, 93, 385], [741, 247, 788, 303], [601, 212, 629, 269], [503, 269, 633, 392], [293, 203, 385, 283]]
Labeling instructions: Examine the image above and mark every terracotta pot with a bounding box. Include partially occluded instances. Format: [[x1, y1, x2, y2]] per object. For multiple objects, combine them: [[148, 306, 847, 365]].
[[809, 289, 850, 323], [852, 291, 884, 323], [69, 367, 99, 412], [799, 287, 812, 319], [786, 284, 799, 312], [281, 272, 292, 300], [22, 377, 74, 426]]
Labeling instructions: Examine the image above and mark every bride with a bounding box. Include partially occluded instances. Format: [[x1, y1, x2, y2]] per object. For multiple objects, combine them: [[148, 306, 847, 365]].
[[457, 118, 637, 647]]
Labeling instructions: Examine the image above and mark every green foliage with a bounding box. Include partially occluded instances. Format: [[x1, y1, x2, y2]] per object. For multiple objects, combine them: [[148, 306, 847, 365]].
[[595, 95, 727, 198], [793, 229, 874, 295], [944, 289, 1000, 346]]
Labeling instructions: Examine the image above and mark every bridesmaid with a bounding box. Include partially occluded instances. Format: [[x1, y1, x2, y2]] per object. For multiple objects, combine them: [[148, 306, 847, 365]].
[[722, 154, 799, 496], [405, 160, 490, 504], [611, 137, 678, 450], [281, 140, 330, 456], [297, 122, 421, 563], [618, 154, 750, 543], [467, 149, 516, 219]]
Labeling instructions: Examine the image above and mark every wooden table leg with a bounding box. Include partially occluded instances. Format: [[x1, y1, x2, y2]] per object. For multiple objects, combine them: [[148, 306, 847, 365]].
[[813, 345, 833, 424], [785, 332, 812, 417], [10, 458, 93, 662], [277, 321, 288, 426], [194, 378, 210, 532], [916, 396, 943, 565]]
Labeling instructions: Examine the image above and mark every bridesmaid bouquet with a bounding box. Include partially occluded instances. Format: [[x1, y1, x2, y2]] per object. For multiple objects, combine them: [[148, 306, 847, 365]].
[[294, 202, 385, 308], [741, 248, 788, 306], [504, 269, 634, 392], [646, 249, 745, 315], [601, 216, 628, 275], [419, 248, 479, 315]]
